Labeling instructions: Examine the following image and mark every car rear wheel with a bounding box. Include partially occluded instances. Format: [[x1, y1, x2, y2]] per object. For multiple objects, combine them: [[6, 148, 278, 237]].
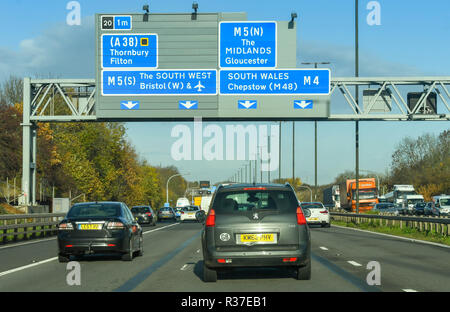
[[58, 253, 70, 263], [122, 239, 134, 261], [203, 263, 217, 282], [296, 261, 311, 280], [136, 236, 144, 257]]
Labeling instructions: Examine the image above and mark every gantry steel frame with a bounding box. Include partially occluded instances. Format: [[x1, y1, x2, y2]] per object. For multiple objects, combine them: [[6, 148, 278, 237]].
[[21, 77, 450, 206]]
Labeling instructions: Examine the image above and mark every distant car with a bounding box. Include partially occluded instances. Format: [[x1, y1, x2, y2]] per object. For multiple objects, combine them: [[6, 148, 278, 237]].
[[300, 202, 330, 227], [57, 201, 143, 262], [373, 203, 399, 215], [413, 202, 426, 215], [202, 183, 312, 282], [131, 206, 157, 226], [424, 202, 438, 217], [158, 207, 176, 221], [395, 203, 407, 215], [174, 207, 184, 220], [180, 205, 201, 222]]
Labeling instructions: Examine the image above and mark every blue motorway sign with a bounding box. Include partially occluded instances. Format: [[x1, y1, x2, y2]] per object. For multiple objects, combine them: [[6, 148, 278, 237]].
[[219, 21, 276, 68], [102, 33, 158, 68], [102, 70, 217, 96], [179, 100, 198, 110], [294, 100, 313, 109], [238, 100, 257, 109], [120, 100, 140, 110], [220, 69, 330, 95]]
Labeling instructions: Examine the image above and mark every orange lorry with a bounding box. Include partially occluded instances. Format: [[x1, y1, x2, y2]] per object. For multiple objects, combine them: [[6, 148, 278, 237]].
[[339, 178, 379, 212]]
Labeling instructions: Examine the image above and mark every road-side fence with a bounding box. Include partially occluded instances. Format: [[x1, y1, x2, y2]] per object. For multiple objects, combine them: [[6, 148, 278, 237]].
[[0, 213, 66, 244], [330, 212, 450, 236]]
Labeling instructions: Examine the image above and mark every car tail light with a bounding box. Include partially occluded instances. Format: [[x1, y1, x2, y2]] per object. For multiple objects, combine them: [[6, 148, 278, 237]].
[[217, 259, 226, 263], [283, 257, 298, 262], [181, 211, 185, 214], [146, 212, 152, 216], [243, 187, 266, 190], [296, 207, 307, 225], [58, 222, 73, 230], [106, 221, 125, 229], [320, 210, 329, 214], [65, 244, 73, 248], [107, 244, 116, 247], [206, 209, 216, 227]]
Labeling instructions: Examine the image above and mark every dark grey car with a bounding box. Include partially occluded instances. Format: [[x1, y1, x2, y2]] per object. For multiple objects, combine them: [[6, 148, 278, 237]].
[[201, 183, 311, 282]]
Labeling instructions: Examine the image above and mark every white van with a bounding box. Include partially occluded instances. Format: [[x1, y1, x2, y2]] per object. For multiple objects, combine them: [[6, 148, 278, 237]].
[[433, 195, 450, 216]]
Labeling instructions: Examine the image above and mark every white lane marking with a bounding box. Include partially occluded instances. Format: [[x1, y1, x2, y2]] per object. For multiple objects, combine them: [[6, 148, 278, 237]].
[[0, 257, 58, 277], [143, 223, 179, 235], [180, 264, 189, 271], [0, 223, 180, 277], [347, 260, 362, 267], [402, 289, 418, 292], [0, 237, 57, 250], [319, 246, 329, 250], [332, 224, 450, 249]]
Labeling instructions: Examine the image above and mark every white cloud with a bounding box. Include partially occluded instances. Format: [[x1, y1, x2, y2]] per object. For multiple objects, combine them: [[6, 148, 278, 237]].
[[0, 16, 95, 81]]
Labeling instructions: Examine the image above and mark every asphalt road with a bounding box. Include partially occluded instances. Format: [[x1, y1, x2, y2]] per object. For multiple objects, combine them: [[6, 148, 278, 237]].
[[0, 221, 449, 292]]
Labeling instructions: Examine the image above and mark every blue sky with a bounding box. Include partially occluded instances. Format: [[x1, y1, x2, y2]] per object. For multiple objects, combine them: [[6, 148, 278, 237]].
[[0, 0, 449, 185]]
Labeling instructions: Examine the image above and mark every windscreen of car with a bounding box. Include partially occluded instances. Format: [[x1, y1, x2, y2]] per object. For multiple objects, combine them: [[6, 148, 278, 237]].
[[212, 189, 298, 214], [415, 203, 426, 208], [301, 203, 324, 209], [131, 207, 150, 213], [440, 198, 450, 206], [182, 206, 199, 211], [67, 203, 121, 218]]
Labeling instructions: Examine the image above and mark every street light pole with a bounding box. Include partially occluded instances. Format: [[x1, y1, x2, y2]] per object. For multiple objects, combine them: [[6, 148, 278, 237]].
[[355, 0, 360, 214], [166, 173, 189, 205]]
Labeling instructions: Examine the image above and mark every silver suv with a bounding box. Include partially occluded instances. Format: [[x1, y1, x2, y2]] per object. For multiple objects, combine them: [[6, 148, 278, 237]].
[[201, 183, 311, 282]]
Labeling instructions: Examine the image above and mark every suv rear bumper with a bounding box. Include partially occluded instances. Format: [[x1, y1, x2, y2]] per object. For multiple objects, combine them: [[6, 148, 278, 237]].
[[203, 247, 310, 268]]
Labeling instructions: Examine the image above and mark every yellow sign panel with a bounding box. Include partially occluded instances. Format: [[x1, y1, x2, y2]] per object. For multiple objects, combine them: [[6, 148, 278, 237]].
[[194, 197, 202, 206]]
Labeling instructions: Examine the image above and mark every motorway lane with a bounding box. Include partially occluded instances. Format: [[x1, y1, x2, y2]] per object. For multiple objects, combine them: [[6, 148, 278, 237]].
[[0, 221, 196, 291], [309, 225, 450, 292], [0, 221, 449, 291]]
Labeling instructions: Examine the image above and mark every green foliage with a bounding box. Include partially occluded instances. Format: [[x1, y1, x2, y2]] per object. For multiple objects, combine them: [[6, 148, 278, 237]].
[[389, 130, 449, 197]]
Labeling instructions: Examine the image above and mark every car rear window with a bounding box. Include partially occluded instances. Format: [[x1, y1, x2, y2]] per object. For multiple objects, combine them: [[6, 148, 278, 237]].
[[212, 190, 298, 214], [160, 208, 172, 212], [301, 203, 324, 209], [182, 206, 199, 211], [131, 207, 150, 213], [67, 203, 121, 218]]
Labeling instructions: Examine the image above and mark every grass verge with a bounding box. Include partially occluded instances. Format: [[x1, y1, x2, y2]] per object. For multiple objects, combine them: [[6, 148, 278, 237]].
[[332, 219, 450, 246]]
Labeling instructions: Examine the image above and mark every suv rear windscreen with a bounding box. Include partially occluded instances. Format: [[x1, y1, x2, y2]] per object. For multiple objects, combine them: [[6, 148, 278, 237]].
[[182, 206, 199, 211], [67, 203, 121, 218], [212, 190, 298, 214], [131, 207, 150, 213]]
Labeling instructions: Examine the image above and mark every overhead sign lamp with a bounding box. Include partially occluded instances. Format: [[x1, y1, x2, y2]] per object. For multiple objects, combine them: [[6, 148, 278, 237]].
[[192, 2, 198, 20], [143, 4, 149, 22], [289, 12, 298, 29]]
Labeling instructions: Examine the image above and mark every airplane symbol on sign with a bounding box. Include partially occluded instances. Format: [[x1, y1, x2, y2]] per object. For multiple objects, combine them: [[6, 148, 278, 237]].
[[194, 81, 205, 92]]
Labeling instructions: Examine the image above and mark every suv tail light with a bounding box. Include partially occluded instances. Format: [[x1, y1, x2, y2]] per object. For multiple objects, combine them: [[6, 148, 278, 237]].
[[106, 221, 125, 229], [206, 209, 216, 227], [320, 210, 329, 214], [58, 222, 73, 230], [296, 207, 307, 225]]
